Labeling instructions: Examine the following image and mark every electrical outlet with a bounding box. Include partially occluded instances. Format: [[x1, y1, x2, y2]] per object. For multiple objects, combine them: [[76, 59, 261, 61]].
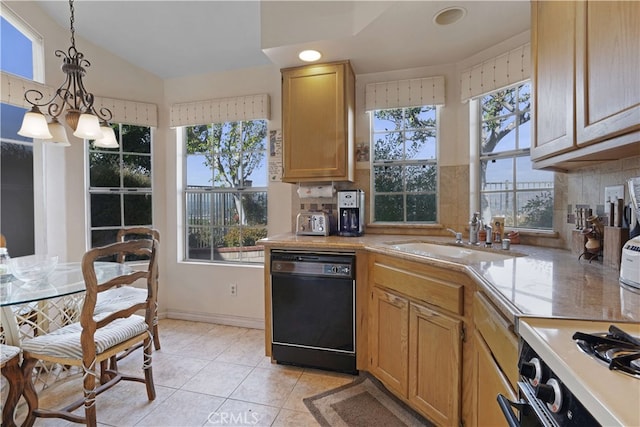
[[229, 284, 237, 296]]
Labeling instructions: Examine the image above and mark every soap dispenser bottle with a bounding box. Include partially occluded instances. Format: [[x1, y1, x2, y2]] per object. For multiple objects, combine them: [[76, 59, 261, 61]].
[[469, 212, 480, 244]]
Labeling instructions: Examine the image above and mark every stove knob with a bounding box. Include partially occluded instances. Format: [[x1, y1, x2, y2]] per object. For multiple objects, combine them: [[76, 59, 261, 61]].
[[536, 378, 563, 413], [521, 357, 543, 386]]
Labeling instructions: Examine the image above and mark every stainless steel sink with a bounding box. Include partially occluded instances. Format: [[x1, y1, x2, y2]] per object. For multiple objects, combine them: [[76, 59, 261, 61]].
[[386, 241, 523, 263]]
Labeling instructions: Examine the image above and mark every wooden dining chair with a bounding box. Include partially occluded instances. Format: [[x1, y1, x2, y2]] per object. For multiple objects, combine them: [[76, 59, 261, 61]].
[[1, 344, 23, 427], [19, 238, 158, 427], [94, 227, 161, 351]]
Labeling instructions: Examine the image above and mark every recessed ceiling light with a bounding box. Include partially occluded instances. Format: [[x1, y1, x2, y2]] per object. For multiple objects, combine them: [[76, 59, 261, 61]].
[[433, 6, 467, 26], [298, 50, 322, 62]]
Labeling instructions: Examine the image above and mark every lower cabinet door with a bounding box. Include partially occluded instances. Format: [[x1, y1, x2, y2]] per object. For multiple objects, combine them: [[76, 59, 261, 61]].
[[408, 302, 462, 427], [368, 287, 409, 397], [472, 331, 517, 427]]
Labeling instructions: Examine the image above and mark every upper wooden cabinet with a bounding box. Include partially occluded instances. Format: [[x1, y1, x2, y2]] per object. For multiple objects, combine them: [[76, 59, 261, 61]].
[[530, 1, 576, 160], [575, 2, 640, 145], [281, 61, 355, 182], [531, 1, 640, 170]]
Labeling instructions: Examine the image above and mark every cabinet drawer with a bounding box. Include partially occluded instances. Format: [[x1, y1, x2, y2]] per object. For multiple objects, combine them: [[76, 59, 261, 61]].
[[472, 330, 517, 427], [373, 262, 463, 315], [473, 293, 518, 389]]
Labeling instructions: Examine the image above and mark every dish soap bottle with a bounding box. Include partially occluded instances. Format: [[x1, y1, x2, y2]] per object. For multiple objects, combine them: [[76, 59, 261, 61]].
[[469, 212, 480, 244]]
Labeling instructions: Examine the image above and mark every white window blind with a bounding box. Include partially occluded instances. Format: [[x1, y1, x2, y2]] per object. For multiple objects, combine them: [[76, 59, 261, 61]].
[[1, 71, 158, 127], [170, 94, 271, 128], [460, 43, 530, 102], [365, 76, 445, 111]]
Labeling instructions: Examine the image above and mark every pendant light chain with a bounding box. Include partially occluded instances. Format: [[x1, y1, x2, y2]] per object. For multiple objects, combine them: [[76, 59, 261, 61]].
[[69, 0, 75, 49]]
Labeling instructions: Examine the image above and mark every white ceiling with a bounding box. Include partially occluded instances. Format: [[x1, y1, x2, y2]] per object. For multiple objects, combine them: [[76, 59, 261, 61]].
[[34, 1, 530, 79]]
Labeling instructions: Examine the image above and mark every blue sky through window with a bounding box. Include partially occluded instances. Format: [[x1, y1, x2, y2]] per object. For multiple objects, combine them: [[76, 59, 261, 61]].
[[1, 15, 32, 142], [1, 16, 33, 79]]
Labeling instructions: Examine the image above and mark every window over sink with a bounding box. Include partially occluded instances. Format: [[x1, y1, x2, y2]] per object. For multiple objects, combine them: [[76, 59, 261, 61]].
[[476, 82, 554, 230], [370, 106, 439, 223]]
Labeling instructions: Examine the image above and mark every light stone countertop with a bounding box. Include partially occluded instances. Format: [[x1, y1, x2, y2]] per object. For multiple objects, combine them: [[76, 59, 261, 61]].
[[260, 233, 640, 324]]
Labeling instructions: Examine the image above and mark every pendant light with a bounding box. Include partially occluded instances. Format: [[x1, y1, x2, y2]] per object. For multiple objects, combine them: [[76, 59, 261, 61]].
[[17, 0, 113, 145]]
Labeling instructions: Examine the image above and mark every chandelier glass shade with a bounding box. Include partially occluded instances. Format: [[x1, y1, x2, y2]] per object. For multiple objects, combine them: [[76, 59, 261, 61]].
[[93, 123, 119, 148], [17, 0, 118, 148], [47, 117, 70, 146]]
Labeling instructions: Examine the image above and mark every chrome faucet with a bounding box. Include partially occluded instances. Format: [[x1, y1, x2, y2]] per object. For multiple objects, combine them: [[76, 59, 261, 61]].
[[447, 228, 463, 244]]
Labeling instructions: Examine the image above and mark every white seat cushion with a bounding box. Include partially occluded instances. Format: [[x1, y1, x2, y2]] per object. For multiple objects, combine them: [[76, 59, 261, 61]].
[[1, 344, 21, 365], [21, 315, 148, 360], [94, 286, 147, 315]]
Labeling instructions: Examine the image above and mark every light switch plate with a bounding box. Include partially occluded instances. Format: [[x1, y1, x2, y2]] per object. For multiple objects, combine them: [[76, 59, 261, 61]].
[[604, 185, 624, 204]]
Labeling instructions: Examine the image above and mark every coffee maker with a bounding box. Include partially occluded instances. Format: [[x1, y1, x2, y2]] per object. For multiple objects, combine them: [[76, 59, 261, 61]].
[[338, 190, 365, 236]]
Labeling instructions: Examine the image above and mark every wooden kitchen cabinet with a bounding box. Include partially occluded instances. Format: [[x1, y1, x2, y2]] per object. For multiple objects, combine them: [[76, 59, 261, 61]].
[[530, 1, 576, 161], [281, 61, 355, 182], [408, 302, 461, 427], [471, 293, 518, 426], [575, 2, 640, 146], [368, 254, 465, 426], [531, 1, 640, 170], [369, 286, 409, 397], [471, 331, 517, 427]]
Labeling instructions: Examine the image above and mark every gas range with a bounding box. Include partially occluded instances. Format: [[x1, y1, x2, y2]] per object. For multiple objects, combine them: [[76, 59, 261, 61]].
[[509, 318, 640, 427], [573, 324, 640, 378]]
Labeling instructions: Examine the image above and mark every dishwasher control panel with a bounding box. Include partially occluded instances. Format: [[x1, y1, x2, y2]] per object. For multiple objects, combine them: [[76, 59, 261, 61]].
[[323, 264, 351, 276], [271, 251, 355, 279]]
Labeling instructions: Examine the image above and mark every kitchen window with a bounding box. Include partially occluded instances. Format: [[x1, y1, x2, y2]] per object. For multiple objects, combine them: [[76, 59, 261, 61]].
[[184, 120, 267, 264], [370, 106, 438, 223], [87, 124, 153, 247], [477, 82, 554, 230]]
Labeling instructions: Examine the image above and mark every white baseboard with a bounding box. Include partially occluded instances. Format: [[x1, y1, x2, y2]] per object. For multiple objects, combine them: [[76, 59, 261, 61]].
[[160, 309, 265, 330]]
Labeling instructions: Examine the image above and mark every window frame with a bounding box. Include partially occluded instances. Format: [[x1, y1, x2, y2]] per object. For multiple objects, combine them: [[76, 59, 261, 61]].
[[86, 123, 154, 249], [0, 6, 44, 256], [369, 105, 440, 224], [1, 4, 44, 82], [183, 120, 268, 265], [474, 81, 554, 231]]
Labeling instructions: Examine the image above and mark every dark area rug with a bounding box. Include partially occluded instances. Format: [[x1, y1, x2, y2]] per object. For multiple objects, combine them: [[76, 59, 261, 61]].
[[303, 373, 433, 426]]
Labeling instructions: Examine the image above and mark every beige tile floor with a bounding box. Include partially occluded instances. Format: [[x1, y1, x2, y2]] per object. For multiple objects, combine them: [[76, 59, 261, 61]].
[[14, 319, 357, 427]]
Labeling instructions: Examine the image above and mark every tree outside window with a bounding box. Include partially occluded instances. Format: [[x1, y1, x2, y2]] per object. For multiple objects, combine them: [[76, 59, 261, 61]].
[[479, 82, 554, 229], [185, 120, 267, 263], [371, 106, 438, 223], [88, 124, 153, 247]]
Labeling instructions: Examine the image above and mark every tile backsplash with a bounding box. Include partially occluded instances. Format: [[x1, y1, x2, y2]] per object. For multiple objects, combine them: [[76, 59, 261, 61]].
[[287, 155, 640, 252], [561, 155, 640, 248]]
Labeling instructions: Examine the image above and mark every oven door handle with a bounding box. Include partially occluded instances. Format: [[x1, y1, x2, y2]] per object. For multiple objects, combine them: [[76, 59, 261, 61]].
[[497, 394, 526, 427]]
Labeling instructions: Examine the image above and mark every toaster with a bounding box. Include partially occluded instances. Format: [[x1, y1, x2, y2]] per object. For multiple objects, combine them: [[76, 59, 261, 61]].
[[296, 212, 333, 236], [620, 235, 640, 290]]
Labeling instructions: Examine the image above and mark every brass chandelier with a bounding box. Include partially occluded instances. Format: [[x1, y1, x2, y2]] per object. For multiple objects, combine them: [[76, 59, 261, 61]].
[[17, 0, 118, 148]]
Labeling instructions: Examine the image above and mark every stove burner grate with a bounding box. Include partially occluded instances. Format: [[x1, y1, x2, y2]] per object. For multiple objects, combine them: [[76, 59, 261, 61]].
[[572, 325, 640, 379]]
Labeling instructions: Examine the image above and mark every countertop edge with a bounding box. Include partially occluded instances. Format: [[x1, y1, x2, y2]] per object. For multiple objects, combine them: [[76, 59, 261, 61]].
[[260, 233, 638, 324]]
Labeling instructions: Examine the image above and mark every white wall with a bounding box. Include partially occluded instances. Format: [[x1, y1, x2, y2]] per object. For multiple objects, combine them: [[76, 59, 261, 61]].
[[10, 0, 532, 329], [162, 66, 287, 328]]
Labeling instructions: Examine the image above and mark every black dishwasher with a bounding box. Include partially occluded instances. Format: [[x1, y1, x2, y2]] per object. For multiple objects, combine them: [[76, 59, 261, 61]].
[[271, 250, 356, 374]]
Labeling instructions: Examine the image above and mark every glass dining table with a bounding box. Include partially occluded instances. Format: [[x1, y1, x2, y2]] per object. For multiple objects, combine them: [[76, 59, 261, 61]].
[[0, 262, 131, 346]]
